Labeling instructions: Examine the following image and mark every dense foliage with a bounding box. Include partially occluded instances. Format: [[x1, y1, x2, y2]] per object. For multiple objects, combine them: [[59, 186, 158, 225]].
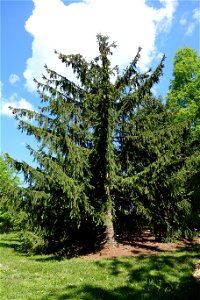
[[0, 156, 21, 232], [5, 36, 200, 253], [167, 47, 200, 133], [166, 46, 200, 237]]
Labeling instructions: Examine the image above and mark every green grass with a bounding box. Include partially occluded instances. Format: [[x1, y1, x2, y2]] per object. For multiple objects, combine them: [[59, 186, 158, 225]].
[[0, 233, 200, 300]]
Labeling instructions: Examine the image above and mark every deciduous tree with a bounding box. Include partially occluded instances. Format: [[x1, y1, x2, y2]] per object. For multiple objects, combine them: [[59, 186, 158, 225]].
[[0, 155, 21, 232], [167, 47, 200, 133]]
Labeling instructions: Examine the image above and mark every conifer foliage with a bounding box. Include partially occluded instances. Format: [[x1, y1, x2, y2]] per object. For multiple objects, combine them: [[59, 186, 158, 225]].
[[7, 35, 195, 252]]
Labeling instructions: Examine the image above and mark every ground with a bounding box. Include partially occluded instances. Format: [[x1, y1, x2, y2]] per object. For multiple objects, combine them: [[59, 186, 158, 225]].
[[82, 230, 200, 259], [82, 230, 200, 282]]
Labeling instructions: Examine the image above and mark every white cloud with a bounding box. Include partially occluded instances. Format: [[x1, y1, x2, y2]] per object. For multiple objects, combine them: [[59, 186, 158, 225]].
[[24, 0, 177, 92], [9, 74, 20, 84], [185, 22, 195, 36], [185, 7, 200, 36], [193, 7, 200, 21], [179, 18, 187, 26], [1, 93, 34, 117]]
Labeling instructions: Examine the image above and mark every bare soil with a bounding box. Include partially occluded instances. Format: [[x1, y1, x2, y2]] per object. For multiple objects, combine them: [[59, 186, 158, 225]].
[[82, 230, 200, 260]]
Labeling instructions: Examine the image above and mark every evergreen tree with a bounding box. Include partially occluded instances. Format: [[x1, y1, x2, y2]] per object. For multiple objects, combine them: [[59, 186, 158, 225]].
[[182, 129, 200, 234], [6, 35, 170, 251], [116, 92, 196, 240]]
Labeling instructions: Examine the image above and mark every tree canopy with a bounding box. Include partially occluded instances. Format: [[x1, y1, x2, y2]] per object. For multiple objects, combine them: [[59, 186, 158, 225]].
[[0, 155, 21, 232], [167, 47, 200, 133], [166, 47, 200, 235], [5, 36, 200, 253]]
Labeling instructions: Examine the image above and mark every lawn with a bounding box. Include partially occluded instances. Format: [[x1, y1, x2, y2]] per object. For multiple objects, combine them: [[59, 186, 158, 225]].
[[0, 233, 200, 300]]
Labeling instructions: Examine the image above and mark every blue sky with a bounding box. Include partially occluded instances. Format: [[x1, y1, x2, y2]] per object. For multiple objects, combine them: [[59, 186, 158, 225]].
[[0, 0, 199, 168]]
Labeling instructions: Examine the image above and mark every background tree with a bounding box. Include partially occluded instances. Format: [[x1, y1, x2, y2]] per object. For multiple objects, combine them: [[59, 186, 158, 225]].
[[166, 46, 200, 237], [0, 155, 21, 232], [182, 130, 200, 234], [166, 47, 200, 133], [117, 93, 198, 241]]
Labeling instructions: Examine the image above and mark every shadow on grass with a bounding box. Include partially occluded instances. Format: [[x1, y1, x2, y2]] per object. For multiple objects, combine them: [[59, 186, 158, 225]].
[[34, 255, 65, 262], [1, 234, 200, 299], [41, 278, 199, 300], [0, 234, 72, 260], [41, 245, 200, 300], [0, 235, 21, 250]]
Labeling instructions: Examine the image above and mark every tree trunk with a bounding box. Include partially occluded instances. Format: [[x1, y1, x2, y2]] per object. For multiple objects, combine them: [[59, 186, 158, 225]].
[[105, 206, 115, 246], [105, 184, 116, 246]]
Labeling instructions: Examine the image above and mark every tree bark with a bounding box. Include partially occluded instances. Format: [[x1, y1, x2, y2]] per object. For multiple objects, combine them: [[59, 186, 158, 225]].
[[105, 185, 116, 246], [105, 206, 115, 246]]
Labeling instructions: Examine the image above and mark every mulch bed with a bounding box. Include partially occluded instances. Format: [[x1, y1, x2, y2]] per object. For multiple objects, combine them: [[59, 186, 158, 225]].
[[81, 231, 200, 259]]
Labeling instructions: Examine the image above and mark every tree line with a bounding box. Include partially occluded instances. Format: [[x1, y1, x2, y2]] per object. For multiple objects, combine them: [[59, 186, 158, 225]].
[[1, 35, 200, 254]]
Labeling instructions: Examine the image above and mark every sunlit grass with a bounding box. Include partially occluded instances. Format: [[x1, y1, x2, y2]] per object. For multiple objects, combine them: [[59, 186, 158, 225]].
[[0, 233, 199, 299]]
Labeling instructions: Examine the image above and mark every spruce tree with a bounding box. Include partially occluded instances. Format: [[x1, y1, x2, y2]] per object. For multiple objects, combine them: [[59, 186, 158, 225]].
[[121, 98, 197, 240], [6, 35, 169, 251], [132, 116, 193, 240]]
